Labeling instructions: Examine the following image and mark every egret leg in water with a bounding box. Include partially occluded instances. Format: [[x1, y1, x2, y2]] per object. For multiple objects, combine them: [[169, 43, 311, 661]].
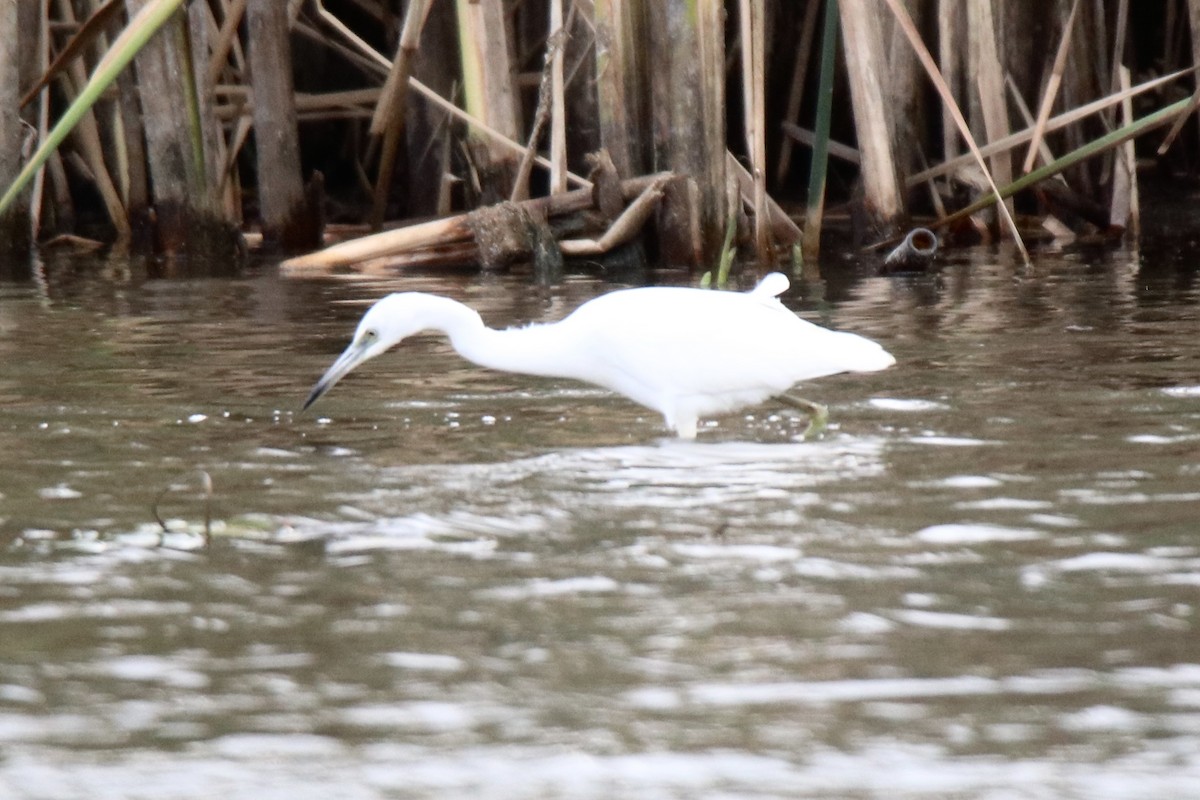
[[303, 272, 895, 439], [777, 394, 830, 440]]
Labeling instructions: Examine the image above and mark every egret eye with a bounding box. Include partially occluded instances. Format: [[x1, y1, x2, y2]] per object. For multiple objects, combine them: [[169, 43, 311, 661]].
[[360, 329, 378, 345]]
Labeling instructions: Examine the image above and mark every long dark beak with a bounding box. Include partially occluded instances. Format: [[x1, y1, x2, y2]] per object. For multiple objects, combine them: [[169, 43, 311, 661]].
[[303, 339, 370, 411]]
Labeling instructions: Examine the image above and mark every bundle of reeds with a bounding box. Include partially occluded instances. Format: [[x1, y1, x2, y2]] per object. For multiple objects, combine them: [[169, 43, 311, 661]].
[[0, 1, 1195, 276]]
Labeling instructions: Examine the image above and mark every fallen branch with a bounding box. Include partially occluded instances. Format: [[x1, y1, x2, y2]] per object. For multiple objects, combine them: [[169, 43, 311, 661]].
[[280, 171, 673, 274], [559, 175, 668, 256]]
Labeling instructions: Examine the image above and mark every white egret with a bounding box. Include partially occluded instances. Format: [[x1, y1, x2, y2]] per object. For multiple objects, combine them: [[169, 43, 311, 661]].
[[303, 272, 895, 439]]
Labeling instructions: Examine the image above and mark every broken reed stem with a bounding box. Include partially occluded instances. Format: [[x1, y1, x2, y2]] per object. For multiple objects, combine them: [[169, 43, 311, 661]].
[[313, 0, 591, 190], [881, 0, 1029, 266], [968, 0, 1013, 221], [1110, 65, 1139, 236], [910, 67, 1195, 186], [1022, 0, 1080, 174], [932, 95, 1191, 233], [510, 20, 567, 202], [280, 171, 672, 273], [548, 0, 568, 195], [775, 0, 820, 185], [207, 0, 246, 87], [839, 0, 903, 233], [738, 0, 770, 260], [368, 0, 432, 229], [1005, 73, 1061, 179]]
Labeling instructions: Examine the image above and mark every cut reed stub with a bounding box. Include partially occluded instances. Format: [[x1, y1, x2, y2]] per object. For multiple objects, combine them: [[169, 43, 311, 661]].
[[881, 228, 939, 273]]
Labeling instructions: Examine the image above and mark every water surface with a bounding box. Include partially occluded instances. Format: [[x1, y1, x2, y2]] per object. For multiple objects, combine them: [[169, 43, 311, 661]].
[[1, 245, 1198, 798]]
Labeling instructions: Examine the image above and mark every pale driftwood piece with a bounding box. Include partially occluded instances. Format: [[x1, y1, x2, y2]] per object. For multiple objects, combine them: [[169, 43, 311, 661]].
[[559, 176, 668, 256], [280, 172, 673, 274], [1021, 0, 1080, 174], [358, 243, 481, 274], [281, 215, 473, 276], [839, 0, 903, 235]]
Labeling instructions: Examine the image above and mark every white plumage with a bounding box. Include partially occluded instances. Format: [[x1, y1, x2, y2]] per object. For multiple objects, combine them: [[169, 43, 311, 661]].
[[305, 272, 895, 438]]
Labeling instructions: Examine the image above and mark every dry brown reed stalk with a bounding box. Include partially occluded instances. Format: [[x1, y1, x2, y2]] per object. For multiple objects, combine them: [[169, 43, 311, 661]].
[[726, 152, 802, 247], [1186, 0, 1200, 153], [1108, 0, 1130, 96], [909, 67, 1195, 186], [1110, 65, 1139, 236], [1022, 0, 1080, 174], [455, 0, 521, 169], [54, 0, 129, 240], [368, 0, 432, 229], [780, 123, 860, 165], [775, 0, 819, 185], [510, 16, 569, 202], [280, 171, 672, 273], [246, 0, 315, 249], [206, 0, 246, 87], [645, 0, 726, 267], [19, 0, 122, 110], [29, 6, 51, 237], [738, 0, 769, 259], [1157, 0, 1200, 158], [967, 0, 1012, 220], [369, 0, 432, 136], [881, 0, 1028, 265], [1005, 74, 1064, 184], [1156, 87, 1200, 156], [839, 0, 903, 233], [0, 0, 24, 249], [548, 0, 568, 195], [312, 4, 591, 191], [592, 0, 647, 178], [936, 0, 962, 161]]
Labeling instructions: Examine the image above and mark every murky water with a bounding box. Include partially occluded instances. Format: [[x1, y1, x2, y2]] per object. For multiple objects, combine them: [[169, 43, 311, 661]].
[[1, 242, 1199, 799]]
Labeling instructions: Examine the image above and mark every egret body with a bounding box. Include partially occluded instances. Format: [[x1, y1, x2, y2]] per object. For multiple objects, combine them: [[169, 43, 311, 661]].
[[304, 273, 895, 438]]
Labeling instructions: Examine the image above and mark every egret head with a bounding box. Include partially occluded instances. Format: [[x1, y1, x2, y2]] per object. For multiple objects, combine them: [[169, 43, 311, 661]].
[[303, 294, 428, 410]]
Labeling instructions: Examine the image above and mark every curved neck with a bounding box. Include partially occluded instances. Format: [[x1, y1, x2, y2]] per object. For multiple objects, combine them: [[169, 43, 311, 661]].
[[424, 296, 580, 380]]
